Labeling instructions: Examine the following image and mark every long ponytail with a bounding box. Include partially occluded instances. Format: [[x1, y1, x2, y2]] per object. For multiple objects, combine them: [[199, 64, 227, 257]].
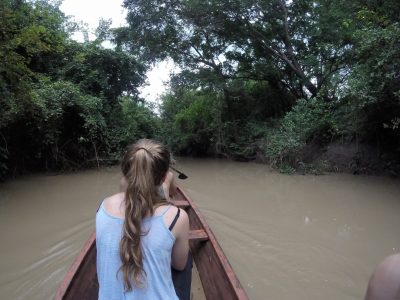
[[119, 139, 170, 291]]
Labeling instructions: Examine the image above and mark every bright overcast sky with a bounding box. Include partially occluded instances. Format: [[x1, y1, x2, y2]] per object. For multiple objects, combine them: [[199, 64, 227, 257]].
[[60, 0, 176, 104]]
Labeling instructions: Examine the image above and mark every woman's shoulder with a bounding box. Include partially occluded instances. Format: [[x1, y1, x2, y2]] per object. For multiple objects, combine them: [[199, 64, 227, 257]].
[[102, 193, 125, 218], [157, 205, 188, 231], [155, 203, 178, 216]]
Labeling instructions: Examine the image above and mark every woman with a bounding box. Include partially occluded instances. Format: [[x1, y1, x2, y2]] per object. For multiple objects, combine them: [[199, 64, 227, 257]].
[[96, 139, 190, 299]]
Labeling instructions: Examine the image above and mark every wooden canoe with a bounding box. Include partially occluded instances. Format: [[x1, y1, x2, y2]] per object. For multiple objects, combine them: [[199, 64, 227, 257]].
[[54, 187, 249, 300]]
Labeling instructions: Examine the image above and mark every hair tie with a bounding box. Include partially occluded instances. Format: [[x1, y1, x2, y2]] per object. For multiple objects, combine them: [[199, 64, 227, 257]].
[[136, 147, 153, 157]]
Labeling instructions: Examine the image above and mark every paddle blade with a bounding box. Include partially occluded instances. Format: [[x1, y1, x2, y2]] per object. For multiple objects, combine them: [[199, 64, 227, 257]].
[[178, 173, 188, 180], [170, 166, 188, 180]]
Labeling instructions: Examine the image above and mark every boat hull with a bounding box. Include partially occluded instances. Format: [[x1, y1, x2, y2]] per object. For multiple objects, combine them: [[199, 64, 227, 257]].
[[55, 187, 248, 300]]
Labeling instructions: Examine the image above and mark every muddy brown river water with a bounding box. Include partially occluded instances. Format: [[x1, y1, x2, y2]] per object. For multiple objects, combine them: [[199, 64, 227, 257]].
[[0, 158, 399, 300]]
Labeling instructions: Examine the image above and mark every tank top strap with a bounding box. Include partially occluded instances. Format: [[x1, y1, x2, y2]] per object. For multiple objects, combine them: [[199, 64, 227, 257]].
[[160, 205, 172, 216], [96, 199, 104, 212], [169, 208, 180, 231]]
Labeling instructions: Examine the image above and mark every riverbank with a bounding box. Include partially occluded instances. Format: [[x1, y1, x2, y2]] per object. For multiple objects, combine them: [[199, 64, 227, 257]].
[[247, 141, 400, 177], [2, 140, 399, 183]]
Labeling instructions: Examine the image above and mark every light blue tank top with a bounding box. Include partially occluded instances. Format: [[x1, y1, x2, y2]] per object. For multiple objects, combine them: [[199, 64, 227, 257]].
[[96, 202, 179, 300]]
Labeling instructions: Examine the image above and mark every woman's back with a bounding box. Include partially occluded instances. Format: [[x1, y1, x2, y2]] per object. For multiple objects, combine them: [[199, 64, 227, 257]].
[[96, 139, 189, 299], [96, 199, 179, 300]]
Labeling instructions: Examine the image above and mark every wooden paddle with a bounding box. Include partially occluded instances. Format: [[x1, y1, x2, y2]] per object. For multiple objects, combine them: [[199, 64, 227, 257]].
[[170, 166, 188, 180]]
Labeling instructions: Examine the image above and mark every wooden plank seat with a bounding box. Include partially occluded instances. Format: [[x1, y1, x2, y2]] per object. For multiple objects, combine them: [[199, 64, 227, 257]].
[[174, 200, 190, 209], [188, 229, 208, 242]]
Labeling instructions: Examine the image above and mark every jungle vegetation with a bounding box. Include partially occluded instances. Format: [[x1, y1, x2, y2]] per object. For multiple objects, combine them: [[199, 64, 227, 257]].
[[1, 0, 399, 179]]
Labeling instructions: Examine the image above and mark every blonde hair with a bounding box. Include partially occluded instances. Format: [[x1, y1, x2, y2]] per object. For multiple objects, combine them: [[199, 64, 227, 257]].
[[119, 139, 170, 291]]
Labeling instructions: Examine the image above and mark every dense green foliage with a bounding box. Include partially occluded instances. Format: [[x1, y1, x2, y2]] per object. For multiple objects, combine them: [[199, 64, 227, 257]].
[[1, 0, 399, 178], [0, 0, 158, 179], [118, 0, 400, 175]]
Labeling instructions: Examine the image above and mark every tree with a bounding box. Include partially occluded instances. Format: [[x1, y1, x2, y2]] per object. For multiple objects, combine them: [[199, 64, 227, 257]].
[[0, 0, 155, 179], [120, 0, 355, 99], [0, 0, 67, 129], [60, 41, 146, 104]]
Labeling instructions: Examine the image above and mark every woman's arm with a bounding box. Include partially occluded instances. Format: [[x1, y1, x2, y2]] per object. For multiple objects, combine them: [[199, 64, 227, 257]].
[[170, 208, 190, 270]]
